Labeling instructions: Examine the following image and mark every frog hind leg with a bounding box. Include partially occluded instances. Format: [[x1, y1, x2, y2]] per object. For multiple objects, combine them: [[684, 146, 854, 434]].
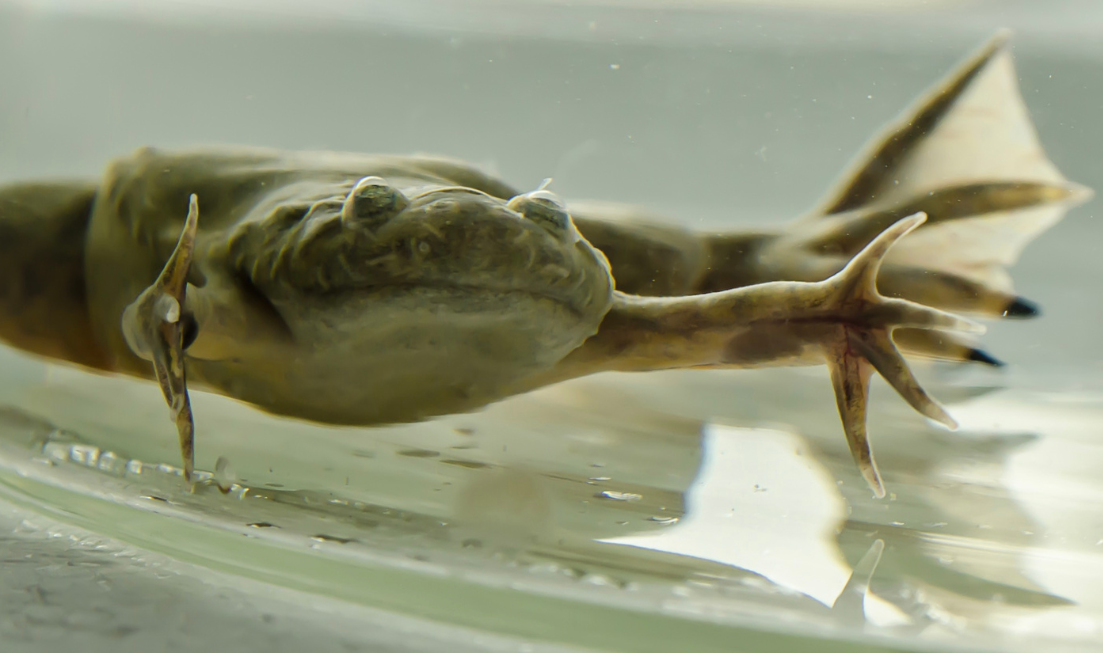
[[891, 327, 1003, 367], [120, 194, 199, 482], [803, 30, 1092, 317]]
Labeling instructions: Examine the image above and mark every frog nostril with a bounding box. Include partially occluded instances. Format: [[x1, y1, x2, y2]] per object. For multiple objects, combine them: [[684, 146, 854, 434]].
[[341, 176, 408, 228]]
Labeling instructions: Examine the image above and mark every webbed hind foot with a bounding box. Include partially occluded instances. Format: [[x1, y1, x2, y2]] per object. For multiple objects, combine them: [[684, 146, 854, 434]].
[[121, 194, 199, 482], [697, 31, 1091, 334]]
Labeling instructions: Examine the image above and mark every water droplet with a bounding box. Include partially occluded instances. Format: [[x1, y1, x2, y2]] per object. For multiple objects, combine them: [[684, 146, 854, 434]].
[[311, 534, 354, 544], [581, 573, 616, 587], [596, 490, 642, 502], [213, 456, 236, 493]]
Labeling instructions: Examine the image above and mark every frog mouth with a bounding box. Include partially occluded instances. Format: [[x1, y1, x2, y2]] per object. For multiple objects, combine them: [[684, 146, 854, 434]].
[[296, 278, 605, 323]]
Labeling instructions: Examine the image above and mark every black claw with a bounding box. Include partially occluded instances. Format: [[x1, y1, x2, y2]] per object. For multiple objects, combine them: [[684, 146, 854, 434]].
[[1003, 297, 1040, 318], [968, 348, 1005, 367]]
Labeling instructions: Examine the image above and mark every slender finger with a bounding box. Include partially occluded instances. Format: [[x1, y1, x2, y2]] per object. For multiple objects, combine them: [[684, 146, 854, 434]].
[[175, 397, 195, 482], [830, 213, 927, 302], [157, 194, 199, 300], [870, 297, 986, 334], [852, 328, 957, 430], [827, 334, 884, 498]]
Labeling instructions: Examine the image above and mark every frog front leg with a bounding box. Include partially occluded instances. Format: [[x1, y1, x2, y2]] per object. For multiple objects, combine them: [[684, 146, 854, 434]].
[[120, 195, 199, 481], [546, 213, 977, 498], [571, 204, 1018, 368], [118, 193, 301, 481]]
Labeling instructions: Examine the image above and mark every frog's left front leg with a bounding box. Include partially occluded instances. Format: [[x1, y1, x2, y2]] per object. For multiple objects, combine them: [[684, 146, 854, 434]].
[[119, 195, 296, 481]]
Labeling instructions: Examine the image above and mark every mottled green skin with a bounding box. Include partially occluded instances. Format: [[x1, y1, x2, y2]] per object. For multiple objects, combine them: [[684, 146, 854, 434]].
[[85, 147, 614, 424]]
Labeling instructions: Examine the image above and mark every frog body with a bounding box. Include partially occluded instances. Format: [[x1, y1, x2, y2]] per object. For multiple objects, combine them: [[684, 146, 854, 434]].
[[0, 33, 1090, 496]]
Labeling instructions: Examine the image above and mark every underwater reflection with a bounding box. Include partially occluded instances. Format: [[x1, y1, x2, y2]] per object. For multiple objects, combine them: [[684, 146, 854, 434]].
[[0, 345, 1096, 644], [952, 391, 1103, 630], [600, 424, 852, 607]]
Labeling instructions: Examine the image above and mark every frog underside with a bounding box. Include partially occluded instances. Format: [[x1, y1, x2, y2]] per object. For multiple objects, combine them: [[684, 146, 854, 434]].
[[0, 33, 1091, 497]]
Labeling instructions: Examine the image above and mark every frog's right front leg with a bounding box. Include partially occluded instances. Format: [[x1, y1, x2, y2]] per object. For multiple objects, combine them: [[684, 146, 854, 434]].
[[548, 214, 978, 498], [571, 206, 1010, 368]]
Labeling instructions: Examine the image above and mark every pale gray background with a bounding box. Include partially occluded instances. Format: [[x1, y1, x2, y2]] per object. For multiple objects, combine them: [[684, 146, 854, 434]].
[[1, 1, 1101, 651]]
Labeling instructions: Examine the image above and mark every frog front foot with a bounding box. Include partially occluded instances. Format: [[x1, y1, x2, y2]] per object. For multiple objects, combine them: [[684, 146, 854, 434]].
[[748, 213, 978, 497]]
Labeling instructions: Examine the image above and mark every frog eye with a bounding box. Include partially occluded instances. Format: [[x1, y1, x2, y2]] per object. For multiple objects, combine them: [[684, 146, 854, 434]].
[[507, 187, 577, 240], [341, 176, 409, 228]]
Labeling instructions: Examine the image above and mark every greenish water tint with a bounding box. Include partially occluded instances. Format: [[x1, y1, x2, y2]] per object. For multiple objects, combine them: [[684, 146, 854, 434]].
[[3, 346, 1102, 651], [2, 1, 1103, 651]]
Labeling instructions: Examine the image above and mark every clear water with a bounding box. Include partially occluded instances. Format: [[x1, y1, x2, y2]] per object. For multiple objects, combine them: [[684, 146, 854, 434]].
[[1, 1, 1102, 651]]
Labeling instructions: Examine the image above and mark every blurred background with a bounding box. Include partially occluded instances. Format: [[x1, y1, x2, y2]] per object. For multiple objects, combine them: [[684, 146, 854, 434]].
[[1, 1, 1102, 652]]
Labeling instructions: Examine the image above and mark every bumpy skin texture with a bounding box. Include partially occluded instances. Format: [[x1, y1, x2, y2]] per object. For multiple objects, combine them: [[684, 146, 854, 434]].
[[86, 148, 616, 425], [0, 33, 1090, 495]]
